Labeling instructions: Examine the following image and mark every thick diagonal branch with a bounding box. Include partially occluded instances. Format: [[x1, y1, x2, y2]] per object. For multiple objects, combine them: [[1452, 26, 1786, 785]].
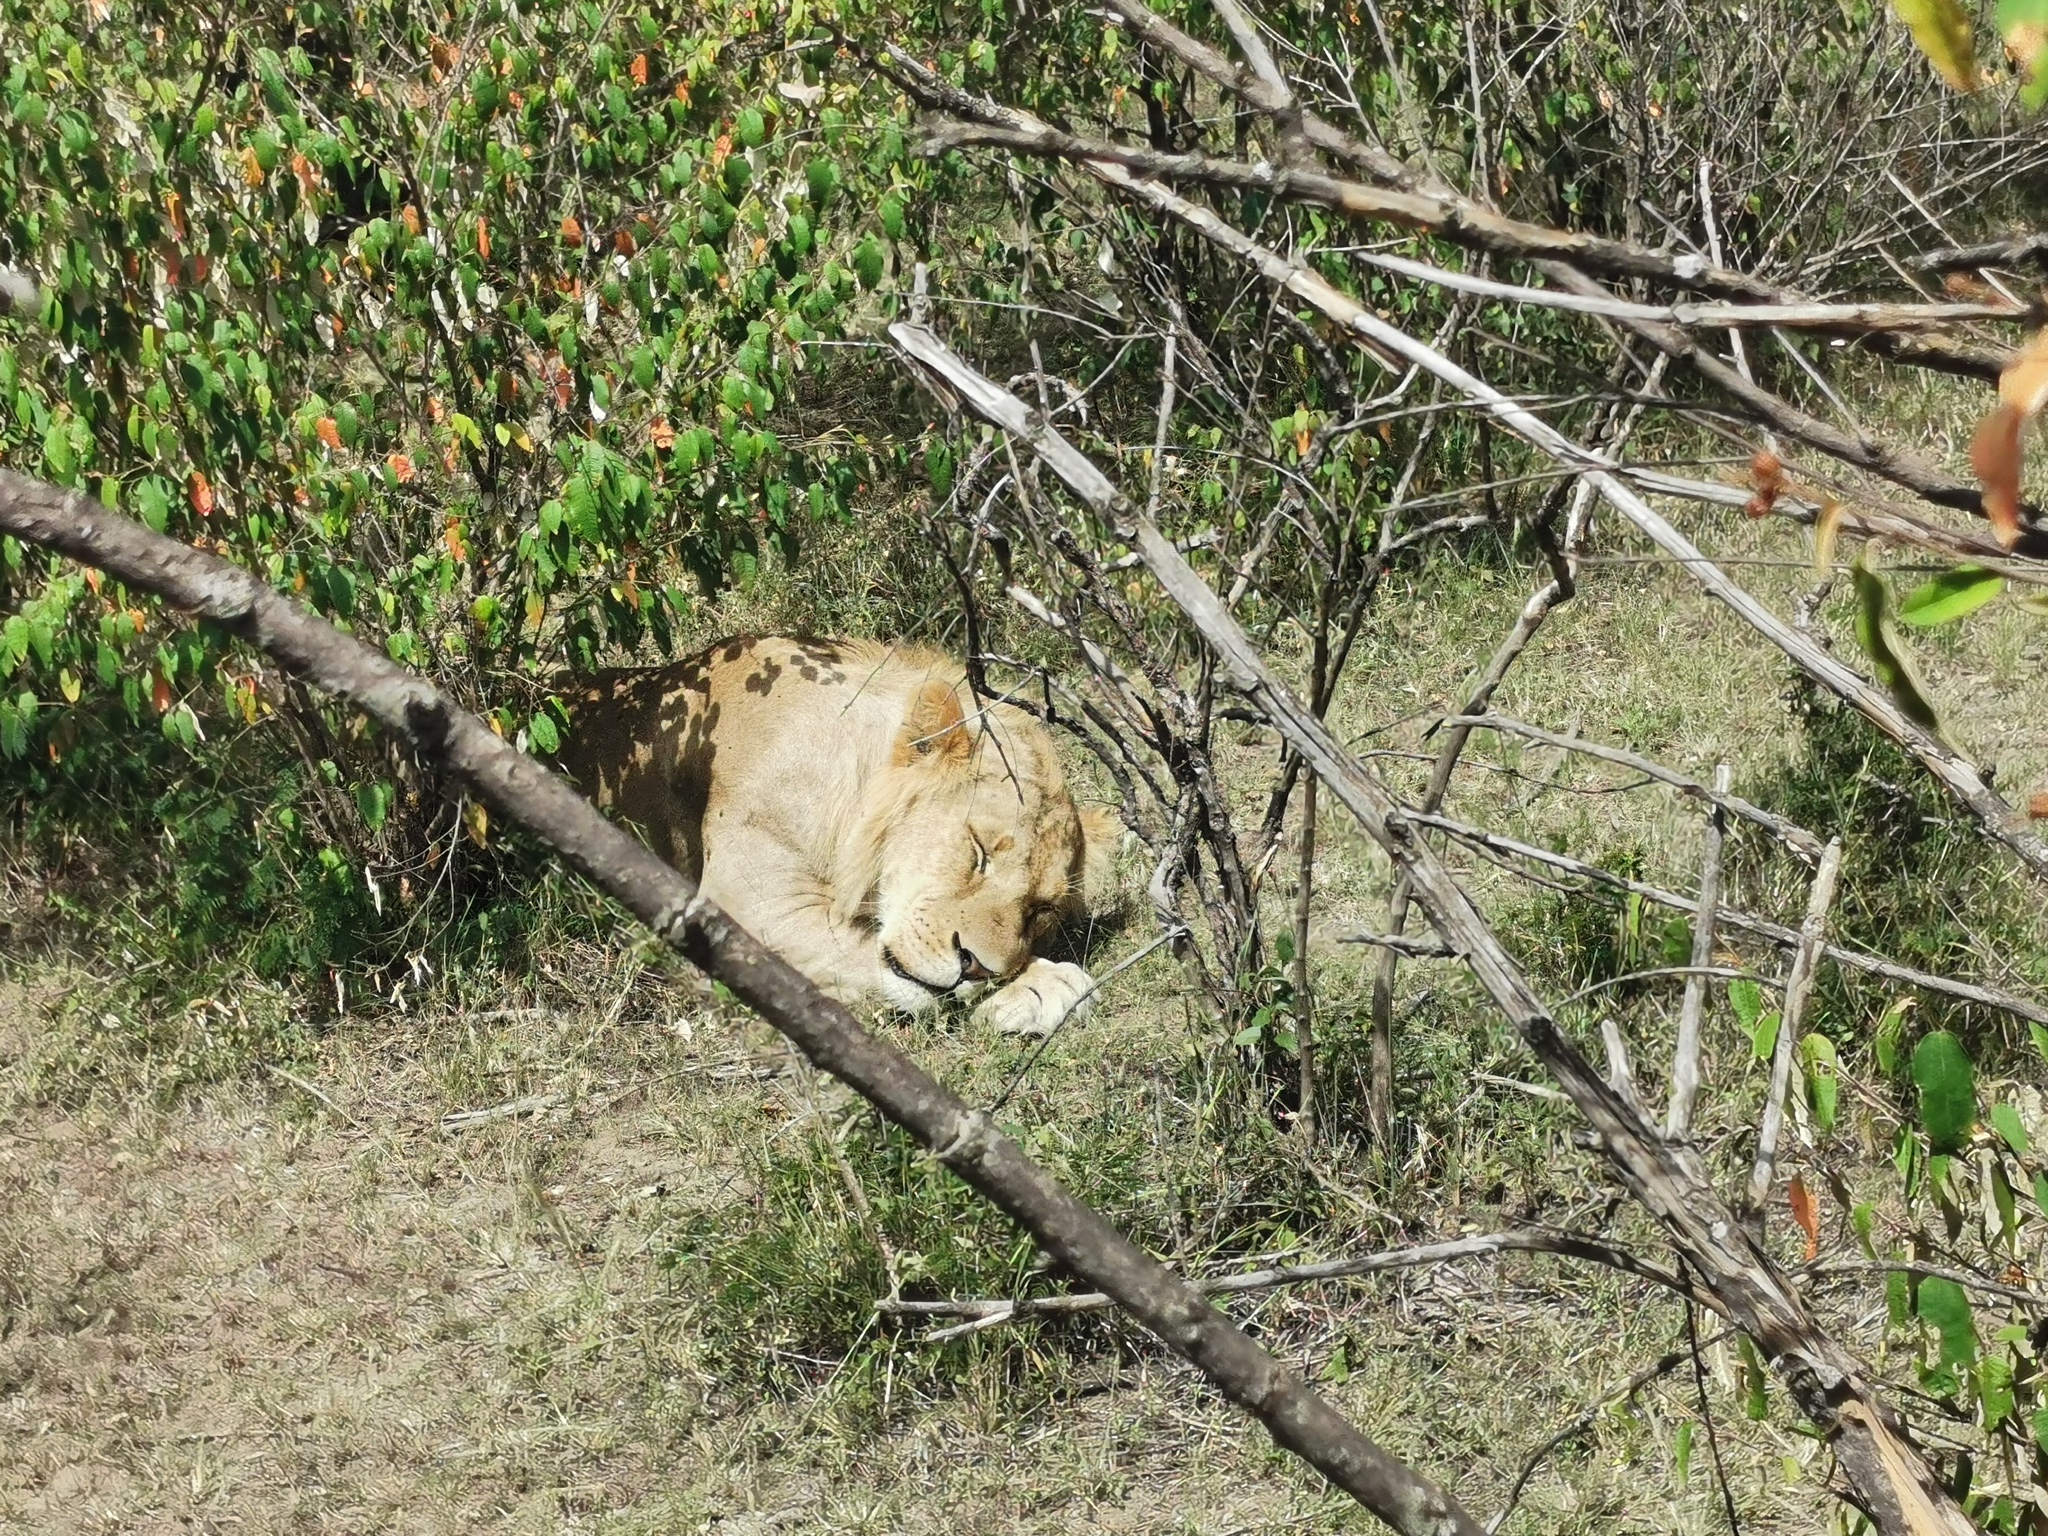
[[0, 467, 1483, 1536]]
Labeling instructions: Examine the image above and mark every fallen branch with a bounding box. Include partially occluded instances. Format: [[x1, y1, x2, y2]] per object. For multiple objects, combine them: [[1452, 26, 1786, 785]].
[[0, 466, 1484, 1536], [886, 318, 1979, 1536], [872, 1227, 1720, 1328]]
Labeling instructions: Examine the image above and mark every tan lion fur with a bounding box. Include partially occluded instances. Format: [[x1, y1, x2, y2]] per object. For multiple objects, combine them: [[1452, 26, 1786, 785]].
[[555, 635, 1118, 1034]]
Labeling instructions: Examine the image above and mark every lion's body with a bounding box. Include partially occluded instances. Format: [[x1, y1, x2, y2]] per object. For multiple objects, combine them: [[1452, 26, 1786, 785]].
[[556, 636, 1115, 1034]]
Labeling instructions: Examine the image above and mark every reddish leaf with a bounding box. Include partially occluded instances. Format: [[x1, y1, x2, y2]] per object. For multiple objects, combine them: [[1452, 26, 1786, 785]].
[[1789, 1174, 1820, 1262], [165, 190, 187, 243], [188, 471, 214, 516], [1971, 403, 2024, 549], [402, 205, 422, 237], [315, 416, 342, 450], [613, 228, 637, 256], [651, 416, 676, 450], [387, 452, 416, 484], [151, 672, 173, 714], [2029, 792, 2048, 819], [475, 215, 490, 261], [560, 215, 583, 247], [630, 52, 650, 86], [443, 518, 468, 563]]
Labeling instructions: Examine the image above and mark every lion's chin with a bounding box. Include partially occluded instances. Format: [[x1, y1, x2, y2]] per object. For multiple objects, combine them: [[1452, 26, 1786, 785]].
[[876, 965, 946, 1013]]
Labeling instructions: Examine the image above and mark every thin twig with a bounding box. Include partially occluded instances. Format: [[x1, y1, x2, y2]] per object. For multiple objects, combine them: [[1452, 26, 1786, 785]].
[[1747, 839, 1844, 1213], [1461, 719, 1819, 861], [1668, 763, 1734, 1138], [875, 1226, 1721, 1329], [1400, 812, 2048, 1024], [1486, 1326, 1736, 1534]]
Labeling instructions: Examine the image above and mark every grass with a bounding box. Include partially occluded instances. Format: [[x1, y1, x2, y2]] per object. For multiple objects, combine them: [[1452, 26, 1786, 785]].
[[10, 434, 2048, 1529]]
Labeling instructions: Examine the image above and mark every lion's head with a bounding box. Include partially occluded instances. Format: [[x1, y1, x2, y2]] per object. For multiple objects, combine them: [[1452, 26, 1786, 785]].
[[833, 676, 1118, 1013]]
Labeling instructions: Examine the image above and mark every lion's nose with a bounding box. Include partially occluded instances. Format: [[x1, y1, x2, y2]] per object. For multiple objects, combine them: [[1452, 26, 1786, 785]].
[[954, 935, 997, 983]]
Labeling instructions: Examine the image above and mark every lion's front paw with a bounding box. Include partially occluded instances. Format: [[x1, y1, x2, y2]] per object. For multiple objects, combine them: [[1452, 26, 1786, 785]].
[[973, 960, 1096, 1038]]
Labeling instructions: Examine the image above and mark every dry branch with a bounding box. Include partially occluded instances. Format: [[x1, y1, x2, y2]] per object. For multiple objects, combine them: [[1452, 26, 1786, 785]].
[[885, 319, 1979, 1536], [1667, 763, 1734, 1139], [1747, 841, 1845, 1213], [1405, 810, 2048, 1026], [899, 35, 2006, 385], [872, 1227, 1719, 1326], [1465, 718, 1820, 860], [0, 467, 1483, 1536], [886, 54, 2048, 880]]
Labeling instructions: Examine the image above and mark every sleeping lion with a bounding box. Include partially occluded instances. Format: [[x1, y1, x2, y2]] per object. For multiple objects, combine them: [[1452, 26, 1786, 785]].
[[556, 635, 1118, 1036]]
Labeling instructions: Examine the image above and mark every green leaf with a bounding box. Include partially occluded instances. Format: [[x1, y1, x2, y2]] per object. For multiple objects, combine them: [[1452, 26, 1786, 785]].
[[1801, 1034, 1839, 1132], [1673, 1421, 1693, 1487], [2033, 1170, 2048, 1220], [1877, 999, 1913, 1076], [1749, 1009, 1781, 1062], [879, 194, 906, 242], [1728, 977, 1763, 1030], [852, 235, 884, 290], [1851, 555, 1941, 732], [1991, 1101, 2030, 1155], [2030, 1021, 2048, 1065], [805, 156, 840, 209], [1916, 1275, 1977, 1372], [1912, 1030, 1976, 1153], [527, 711, 560, 754], [737, 107, 766, 148], [134, 475, 171, 534], [1898, 564, 2004, 626], [1895, 0, 1979, 91]]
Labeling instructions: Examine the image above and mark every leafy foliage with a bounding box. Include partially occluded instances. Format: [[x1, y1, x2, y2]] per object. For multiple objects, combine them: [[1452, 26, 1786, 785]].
[[1, 0, 928, 981]]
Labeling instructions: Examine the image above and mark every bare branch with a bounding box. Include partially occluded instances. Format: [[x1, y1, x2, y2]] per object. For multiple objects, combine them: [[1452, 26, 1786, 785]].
[[872, 1227, 1721, 1327], [1404, 810, 2048, 1025], [1464, 719, 1820, 860], [886, 320, 1980, 1536], [1748, 840, 1844, 1213], [1668, 764, 1734, 1139]]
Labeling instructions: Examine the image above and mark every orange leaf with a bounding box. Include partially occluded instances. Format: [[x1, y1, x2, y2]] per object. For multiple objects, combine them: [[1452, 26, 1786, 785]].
[[1789, 1174, 1820, 1262], [1971, 403, 2024, 549], [614, 228, 637, 256], [128, 608, 147, 634], [560, 215, 584, 246], [402, 204, 422, 237], [651, 416, 676, 450], [2001, 330, 2048, 416], [387, 452, 416, 484], [240, 147, 265, 187], [442, 442, 459, 474], [315, 416, 342, 450], [426, 395, 445, 424], [83, 568, 101, 595], [188, 471, 215, 517], [2029, 792, 2048, 820], [151, 672, 173, 714], [443, 518, 468, 562], [630, 52, 650, 86], [476, 215, 490, 261], [165, 190, 187, 242], [674, 80, 690, 104], [712, 132, 733, 168]]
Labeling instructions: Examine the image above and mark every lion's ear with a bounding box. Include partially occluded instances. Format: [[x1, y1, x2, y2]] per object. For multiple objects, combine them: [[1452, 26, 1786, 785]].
[[1076, 804, 1122, 911], [897, 679, 972, 765]]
